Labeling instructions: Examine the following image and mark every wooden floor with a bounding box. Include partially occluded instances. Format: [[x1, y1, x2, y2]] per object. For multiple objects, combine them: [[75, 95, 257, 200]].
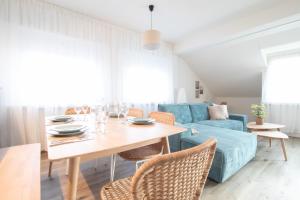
[[41, 138, 300, 200]]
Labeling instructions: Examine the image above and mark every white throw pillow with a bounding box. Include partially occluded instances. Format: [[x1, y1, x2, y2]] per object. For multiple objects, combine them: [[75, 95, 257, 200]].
[[209, 105, 229, 120]]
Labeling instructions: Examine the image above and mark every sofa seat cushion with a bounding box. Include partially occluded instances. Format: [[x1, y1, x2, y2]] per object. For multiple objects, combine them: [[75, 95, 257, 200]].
[[197, 119, 244, 131], [189, 103, 209, 122], [158, 104, 192, 124], [180, 124, 257, 183]]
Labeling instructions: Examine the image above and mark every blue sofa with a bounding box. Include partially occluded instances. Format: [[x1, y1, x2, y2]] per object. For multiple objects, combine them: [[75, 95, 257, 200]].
[[158, 103, 257, 183]]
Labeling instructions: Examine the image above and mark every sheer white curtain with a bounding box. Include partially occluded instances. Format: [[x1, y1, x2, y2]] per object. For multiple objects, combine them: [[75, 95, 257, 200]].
[[262, 54, 300, 137], [0, 0, 175, 148], [117, 50, 174, 114]]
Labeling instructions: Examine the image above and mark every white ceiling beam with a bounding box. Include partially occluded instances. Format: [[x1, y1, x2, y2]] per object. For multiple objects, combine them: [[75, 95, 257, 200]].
[[175, 0, 300, 55]]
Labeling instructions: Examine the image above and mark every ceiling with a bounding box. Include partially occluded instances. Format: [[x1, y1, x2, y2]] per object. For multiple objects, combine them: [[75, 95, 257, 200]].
[[44, 0, 282, 43], [44, 0, 300, 97]]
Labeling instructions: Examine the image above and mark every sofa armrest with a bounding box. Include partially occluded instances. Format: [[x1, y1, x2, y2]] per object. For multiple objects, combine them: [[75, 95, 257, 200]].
[[169, 123, 192, 152], [229, 114, 248, 132]]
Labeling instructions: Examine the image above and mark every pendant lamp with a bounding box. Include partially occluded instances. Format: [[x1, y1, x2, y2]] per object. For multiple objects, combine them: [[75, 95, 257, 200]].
[[143, 5, 161, 50]]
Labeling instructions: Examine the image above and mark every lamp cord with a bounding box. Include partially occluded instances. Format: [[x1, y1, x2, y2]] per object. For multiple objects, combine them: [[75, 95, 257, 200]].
[[149, 4, 154, 30], [150, 10, 153, 29]]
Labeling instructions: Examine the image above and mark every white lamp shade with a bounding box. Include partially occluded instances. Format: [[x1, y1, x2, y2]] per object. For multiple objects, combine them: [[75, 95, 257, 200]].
[[143, 29, 161, 50], [176, 88, 187, 103]]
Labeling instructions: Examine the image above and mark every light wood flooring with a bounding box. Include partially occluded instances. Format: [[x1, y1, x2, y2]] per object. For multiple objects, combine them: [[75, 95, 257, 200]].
[[41, 138, 300, 200]]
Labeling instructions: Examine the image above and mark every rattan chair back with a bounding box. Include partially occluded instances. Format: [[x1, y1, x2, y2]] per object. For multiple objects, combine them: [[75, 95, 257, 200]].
[[128, 108, 144, 118], [149, 112, 175, 125], [131, 138, 217, 200]]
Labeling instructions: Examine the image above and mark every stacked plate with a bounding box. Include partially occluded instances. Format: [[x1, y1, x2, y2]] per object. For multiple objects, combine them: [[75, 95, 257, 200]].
[[128, 118, 155, 125], [50, 115, 73, 123], [49, 124, 87, 137]]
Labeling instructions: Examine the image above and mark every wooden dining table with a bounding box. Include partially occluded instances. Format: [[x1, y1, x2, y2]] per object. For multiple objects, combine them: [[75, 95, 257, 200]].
[[46, 117, 186, 200]]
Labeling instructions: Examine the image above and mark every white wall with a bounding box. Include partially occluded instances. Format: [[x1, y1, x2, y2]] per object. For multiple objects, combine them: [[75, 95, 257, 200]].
[[174, 57, 213, 103], [214, 97, 261, 121]]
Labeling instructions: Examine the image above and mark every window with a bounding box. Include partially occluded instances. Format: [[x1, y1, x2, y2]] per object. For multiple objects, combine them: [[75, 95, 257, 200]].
[[263, 54, 300, 104], [120, 51, 174, 104], [1, 19, 174, 107], [13, 51, 105, 106], [123, 64, 172, 103]]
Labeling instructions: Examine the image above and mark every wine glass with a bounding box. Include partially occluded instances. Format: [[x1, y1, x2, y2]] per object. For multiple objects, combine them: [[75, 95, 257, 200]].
[[82, 105, 89, 121], [74, 106, 82, 120], [117, 102, 123, 119]]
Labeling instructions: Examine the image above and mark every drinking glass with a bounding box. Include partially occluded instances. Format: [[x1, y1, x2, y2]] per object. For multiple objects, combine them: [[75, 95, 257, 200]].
[[120, 103, 129, 123], [95, 105, 109, 134]]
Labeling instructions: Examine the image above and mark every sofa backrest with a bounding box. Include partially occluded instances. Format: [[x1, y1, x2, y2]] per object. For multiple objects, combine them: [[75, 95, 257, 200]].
[[189, 103, 210, 122], [158, 104, 193, 124], [158, 103, 211, 124]]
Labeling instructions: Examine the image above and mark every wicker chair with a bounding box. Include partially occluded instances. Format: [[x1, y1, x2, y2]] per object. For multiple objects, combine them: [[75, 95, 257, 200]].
[[101, 138, 217, 200], [128, 108, 144, 118], [65, 106, 91, 115], [110, 111, 175, 181]]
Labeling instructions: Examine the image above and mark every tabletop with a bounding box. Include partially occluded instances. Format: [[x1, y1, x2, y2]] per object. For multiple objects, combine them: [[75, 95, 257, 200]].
[[251, 131, 289, 139], [0, 144, 41, 200], [46, 117, 186, 161], [247, 122, 285, 130]]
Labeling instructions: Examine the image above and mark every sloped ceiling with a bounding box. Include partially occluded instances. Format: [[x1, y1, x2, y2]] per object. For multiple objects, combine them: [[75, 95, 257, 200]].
[[175, 0, 300, 97], [44, 0, 300, 97], [183, 27, 300, 97]]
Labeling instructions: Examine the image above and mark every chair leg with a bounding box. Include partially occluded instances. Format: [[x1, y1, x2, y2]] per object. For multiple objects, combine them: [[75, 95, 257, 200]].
[[48, 161, 53, 178], [136, 159, 151, 171], [135, 160, 144, 171], [65, 159, 69, 176], [135, 161, 139, 171], [94, 159, 99, 171], [110, 154, 117, 182]]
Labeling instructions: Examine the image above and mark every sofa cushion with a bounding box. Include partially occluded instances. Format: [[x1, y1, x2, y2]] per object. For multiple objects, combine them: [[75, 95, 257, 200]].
[[209, 104, 229, 119], [197, 119, 244, 131], [189, 103, 209, 122], [158, 104, 192, 124], [208, 106, 227, 120], [180, 124, 257, 182]]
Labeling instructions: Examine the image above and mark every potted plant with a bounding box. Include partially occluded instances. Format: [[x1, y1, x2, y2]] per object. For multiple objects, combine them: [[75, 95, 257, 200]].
[[251, 104, 266, 125]]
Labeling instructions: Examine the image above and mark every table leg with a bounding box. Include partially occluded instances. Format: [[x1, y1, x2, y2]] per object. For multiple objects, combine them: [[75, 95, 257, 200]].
[[162, 137, 170, 154], [65, 159, 69, 176], [68, 157, 80, 200], [269, 138, 272, 147], [280, 139, 288, 161]]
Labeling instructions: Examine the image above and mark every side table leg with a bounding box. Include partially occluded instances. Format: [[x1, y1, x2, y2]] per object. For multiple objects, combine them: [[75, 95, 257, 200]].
[[280, 139, 288, 161], [269, 138, 272, 147]]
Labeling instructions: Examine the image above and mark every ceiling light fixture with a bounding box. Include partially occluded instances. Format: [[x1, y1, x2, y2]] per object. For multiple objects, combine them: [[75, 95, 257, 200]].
[[143, 4, 161, 50]]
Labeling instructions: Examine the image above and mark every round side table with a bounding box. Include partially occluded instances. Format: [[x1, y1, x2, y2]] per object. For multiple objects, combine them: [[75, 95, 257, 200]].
[[247, 122, 288, 161]]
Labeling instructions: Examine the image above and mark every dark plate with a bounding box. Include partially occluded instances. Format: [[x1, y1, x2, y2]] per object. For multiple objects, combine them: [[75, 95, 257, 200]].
[[48, 130, 86, 137], [128, 118, 155, 125]]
